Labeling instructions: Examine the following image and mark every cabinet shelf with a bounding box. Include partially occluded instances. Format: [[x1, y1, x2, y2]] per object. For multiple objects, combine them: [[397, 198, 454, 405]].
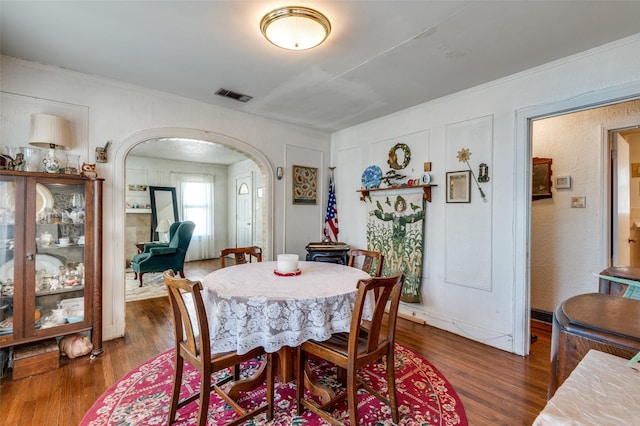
[[356, 184, 437, 202], [35, 285, 84, 297]]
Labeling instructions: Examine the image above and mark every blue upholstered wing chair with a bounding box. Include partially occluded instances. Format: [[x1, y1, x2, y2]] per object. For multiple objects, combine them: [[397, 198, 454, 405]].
[[131, 221, 195, 287]]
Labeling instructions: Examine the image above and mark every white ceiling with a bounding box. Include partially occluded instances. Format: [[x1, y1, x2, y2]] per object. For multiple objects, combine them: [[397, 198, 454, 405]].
[[2, 0, 640, 135]]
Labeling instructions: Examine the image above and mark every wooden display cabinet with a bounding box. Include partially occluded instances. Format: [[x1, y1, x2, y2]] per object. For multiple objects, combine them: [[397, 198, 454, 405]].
[[0, 170, 103, 358]]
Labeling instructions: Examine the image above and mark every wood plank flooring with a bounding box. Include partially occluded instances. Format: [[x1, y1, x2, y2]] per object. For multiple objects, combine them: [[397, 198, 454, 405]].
[[0, 259, 551, 425]]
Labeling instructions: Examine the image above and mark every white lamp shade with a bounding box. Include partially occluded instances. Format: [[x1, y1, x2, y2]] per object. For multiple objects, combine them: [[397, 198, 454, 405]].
[[29, 113, 72, 149], [156, 218, 172, 233]]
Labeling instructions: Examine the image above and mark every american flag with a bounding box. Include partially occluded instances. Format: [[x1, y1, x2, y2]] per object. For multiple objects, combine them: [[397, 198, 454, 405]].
[[323, 170, 339, 242]]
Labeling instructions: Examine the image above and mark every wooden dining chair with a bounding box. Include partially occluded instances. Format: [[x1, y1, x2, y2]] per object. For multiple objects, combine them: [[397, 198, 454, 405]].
[[163, 269, 274, 426], [220, 246, 263, 268], [347, 248, 384, 277], [296, 272, 405, 426]]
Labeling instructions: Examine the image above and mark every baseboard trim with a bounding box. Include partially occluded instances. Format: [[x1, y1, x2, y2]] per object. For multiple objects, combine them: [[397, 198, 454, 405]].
[[531, 309, 553, 324]]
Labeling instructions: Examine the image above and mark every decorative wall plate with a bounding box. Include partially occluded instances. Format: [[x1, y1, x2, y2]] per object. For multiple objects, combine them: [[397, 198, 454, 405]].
[[421, 173, 431, 185], [36, 184, 54, 217], [361, 165, 382, 189], [0, 254, 63, 282]]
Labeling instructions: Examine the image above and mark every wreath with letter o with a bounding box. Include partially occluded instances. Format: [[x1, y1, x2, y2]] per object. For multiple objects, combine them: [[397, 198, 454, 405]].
[[387, 143, 411, 170]]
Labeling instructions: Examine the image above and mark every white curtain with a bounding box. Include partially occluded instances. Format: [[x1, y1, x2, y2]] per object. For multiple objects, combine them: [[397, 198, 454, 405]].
[[172, 173, 214, 261]]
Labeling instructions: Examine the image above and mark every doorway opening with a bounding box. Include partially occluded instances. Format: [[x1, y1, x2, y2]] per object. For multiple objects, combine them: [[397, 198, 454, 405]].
[[529, 99, 640, 325], [610, 127, 640, 267], [111, 128, 275, 339], [123, 139, 266, 300]]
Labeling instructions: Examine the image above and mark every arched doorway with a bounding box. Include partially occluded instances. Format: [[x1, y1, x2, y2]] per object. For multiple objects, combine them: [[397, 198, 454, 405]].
[[111, 128, 274, 338]]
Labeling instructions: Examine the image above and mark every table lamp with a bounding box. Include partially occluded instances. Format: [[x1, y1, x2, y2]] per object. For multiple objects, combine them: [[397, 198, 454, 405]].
[[156, 218, 171, 242], [29, 113, 72, 173]]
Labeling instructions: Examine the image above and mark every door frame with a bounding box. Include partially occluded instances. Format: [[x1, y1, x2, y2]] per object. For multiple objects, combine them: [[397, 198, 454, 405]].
[[112, 127, 274, 341], [515, 82, 640, 355], [606, 123, 640, 268]]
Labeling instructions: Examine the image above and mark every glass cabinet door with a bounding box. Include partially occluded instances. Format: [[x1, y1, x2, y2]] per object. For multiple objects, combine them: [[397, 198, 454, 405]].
[[0, 178, 17, 341], [32, 181, 86, 331]]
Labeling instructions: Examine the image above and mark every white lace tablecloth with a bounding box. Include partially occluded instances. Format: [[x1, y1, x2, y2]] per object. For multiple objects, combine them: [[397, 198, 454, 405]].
[[202, 261, 370, 355]]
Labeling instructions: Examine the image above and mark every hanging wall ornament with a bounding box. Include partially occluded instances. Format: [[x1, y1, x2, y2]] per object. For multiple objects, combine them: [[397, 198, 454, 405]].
[[387, 143, 411, 170], [478, 163, 490, 182]]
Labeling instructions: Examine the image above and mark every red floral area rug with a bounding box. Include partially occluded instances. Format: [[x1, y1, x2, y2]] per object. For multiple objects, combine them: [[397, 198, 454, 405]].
[[81, 343, 467, 425]]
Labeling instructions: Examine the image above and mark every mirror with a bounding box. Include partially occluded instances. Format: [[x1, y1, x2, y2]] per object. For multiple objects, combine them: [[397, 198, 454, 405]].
[[149, 186, 179, 241]]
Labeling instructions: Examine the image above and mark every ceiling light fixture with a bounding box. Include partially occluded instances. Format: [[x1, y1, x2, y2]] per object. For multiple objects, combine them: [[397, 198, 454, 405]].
[[260, 6, 331, 50]]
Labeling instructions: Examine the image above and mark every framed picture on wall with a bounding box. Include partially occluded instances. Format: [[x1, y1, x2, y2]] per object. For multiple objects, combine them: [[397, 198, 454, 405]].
[[292, 165, 318, 205], [532, 157, 553, 200], [446, 170, 471, 203]]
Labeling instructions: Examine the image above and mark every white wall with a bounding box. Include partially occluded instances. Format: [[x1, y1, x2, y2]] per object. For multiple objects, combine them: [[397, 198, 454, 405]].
[[531, 101, 640, 313], [0, 55, 331, 342], [332, 34, 640, 354]]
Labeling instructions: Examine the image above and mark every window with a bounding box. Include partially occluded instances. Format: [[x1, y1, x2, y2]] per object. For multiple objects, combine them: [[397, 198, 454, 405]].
[[181, 181, 211, 236]]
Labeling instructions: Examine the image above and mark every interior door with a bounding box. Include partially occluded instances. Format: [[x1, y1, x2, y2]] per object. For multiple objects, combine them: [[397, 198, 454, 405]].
[[236, 176, 252, 247], [613, 131, 631, 265], [610, 128, 640, 267]]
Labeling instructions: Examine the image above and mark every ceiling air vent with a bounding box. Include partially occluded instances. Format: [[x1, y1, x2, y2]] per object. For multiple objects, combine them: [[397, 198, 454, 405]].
[[215, 88, 253, 103]]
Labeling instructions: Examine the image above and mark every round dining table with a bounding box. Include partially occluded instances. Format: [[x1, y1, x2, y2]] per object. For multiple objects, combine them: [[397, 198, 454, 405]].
[[201, 261, 371, 358]]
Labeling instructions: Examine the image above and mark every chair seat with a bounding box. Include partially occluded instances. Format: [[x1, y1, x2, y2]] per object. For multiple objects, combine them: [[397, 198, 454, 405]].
[[302, 332, 372, 358]]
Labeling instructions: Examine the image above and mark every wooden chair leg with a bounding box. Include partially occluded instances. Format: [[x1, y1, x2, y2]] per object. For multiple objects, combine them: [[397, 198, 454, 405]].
[[179, 270, 186, 278], [266, 353, 274, 420], [347, 370, 359, 426], [386, 352, 399, 423], [138, 272, 144, 287], [168, 355, 184, 424], [197, 369, 212, 426], [296, 349, 306, 415]]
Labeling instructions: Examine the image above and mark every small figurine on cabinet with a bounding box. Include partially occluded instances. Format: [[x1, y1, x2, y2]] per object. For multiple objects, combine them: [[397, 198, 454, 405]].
[[81, 162, 98, 178]]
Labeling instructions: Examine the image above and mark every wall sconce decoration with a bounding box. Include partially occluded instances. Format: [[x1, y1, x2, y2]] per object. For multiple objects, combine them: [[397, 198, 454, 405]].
[[456, 148, 487, 202], [276, 166, 284, 180], [29, 113, 72, 173], [95, 140, 110, 163], [478, 163, 490, 182]]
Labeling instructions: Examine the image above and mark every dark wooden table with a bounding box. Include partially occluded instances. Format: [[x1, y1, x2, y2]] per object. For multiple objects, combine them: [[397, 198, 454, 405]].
[[598, 265, 640, 295], [549, 293, 640, 397]]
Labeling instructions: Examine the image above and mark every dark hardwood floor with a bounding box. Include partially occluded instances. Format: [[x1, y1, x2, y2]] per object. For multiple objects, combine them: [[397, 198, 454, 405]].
[[0, 259, 551, 425]]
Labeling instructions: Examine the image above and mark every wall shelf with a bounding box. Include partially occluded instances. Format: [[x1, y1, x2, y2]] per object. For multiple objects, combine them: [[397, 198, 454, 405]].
[[126, 208, 151, 214], [357, 184, 436, 202]]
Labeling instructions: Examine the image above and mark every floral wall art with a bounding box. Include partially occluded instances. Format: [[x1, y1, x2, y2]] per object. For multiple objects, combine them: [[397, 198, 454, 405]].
[[292, 165, 318, 205]]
